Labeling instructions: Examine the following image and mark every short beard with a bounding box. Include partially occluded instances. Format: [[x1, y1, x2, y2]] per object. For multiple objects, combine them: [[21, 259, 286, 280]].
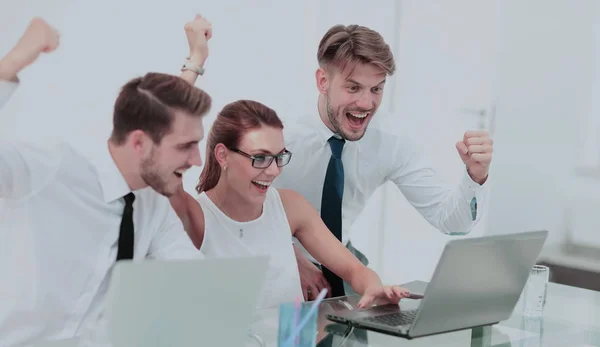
[[140, 150, 171, 197], [325, 93, 367, 141]]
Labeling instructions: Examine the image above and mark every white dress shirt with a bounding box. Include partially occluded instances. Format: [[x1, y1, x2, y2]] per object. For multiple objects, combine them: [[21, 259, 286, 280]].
[[0, 79, 16, 108], [0, 81, 202, 347], [273, 111, 489, 262]]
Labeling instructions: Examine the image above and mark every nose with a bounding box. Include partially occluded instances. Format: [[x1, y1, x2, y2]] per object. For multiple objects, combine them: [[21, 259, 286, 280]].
[[189, 146, 203, 167], [264, 158, 281, 176], [355, 92, 374, 111]]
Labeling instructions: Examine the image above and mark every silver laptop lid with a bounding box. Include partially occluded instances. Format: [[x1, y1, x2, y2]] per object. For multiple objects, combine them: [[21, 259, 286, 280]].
[[409, 230, 548, 338], [104, 255, 269, 347]]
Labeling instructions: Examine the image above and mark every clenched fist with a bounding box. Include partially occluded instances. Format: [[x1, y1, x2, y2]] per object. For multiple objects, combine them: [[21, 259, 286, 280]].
[[456, 131, 493, 185], [0, 17, 59, 80], [184, 14, 212, 67]]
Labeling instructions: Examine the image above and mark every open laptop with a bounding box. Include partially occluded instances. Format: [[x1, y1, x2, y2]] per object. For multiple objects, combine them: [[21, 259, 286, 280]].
[[103, 255, 269, 347], [326, 230, 549, 339]]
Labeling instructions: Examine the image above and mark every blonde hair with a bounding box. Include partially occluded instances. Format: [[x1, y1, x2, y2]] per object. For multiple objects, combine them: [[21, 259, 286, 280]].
[[317, 24, 395, 76]]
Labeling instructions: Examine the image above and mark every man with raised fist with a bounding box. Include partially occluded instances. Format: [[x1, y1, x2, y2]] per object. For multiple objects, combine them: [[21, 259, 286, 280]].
[[0, 16, 211, 346], [275, 24, 494, 300], [177, 19, 494, 302]]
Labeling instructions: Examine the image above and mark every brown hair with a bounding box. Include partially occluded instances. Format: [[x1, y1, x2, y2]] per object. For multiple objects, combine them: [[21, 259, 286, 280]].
[[110, 72, 212, 145], [196, 100, 283, 193], [317, 24, 395, 76]]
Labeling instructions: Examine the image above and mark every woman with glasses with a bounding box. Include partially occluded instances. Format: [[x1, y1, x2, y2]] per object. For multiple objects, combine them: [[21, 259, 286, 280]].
[[170, 99, 410, 310]]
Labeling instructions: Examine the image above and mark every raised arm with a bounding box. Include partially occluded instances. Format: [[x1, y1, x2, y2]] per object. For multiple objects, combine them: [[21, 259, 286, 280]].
[[0, 18, 60, 199], [167, 15, 211, 245], [279, 189, 410, 308], [179, 15, 212, 86], [388, 131, 492, 235], [0, 18, 59, 108]]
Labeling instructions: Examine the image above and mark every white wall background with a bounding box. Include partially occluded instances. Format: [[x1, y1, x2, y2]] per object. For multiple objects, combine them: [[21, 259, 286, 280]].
[[486, 0, 600, 250], [367, 0, 497, 284], [1, 0, 598, 285], [580, 3, 600, 170]]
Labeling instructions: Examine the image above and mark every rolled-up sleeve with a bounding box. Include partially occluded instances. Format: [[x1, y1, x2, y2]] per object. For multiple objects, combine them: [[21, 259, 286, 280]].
[[388, 134, 490, 236]]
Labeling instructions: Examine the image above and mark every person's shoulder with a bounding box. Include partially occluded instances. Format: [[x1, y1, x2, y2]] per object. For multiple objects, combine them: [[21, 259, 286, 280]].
[[4, 140, 87, 172], [275, 188, 310, 211], [275, 187, 298, 199], [362, 113, 418, 150], [58, 142, 116, 182], [57, 142, 95, 164], [3, 139, 75, 158], [141, 187, 204, 222], [135, 187, 175, 220], [194, 191, 215, 215], [4, 140, 93, 196], [281, 112, 322, 145]]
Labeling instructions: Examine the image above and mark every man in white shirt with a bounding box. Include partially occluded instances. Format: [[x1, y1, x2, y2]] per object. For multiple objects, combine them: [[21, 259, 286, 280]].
[[0, 17, 212, 346], [273, 24, 494, 300]]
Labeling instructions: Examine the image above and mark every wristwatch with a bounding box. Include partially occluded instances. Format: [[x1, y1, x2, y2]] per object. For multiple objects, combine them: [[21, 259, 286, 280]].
[[181, 58, 205, 76]]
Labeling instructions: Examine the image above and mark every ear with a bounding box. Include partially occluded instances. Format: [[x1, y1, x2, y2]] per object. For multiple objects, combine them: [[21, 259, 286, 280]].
[[316, 67, 330, 95], [214, 143, 229, 168], [128, 130, 153, 157]]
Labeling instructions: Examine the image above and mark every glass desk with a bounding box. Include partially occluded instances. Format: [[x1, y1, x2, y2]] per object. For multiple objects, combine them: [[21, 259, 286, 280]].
[[249, 282, 600, 346]]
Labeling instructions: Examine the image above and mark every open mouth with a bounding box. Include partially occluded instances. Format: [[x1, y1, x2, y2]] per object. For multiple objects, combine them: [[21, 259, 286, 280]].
[[346, 111, 369, 128], [174, 168, 187, 179], [251, 180, 271, 192]]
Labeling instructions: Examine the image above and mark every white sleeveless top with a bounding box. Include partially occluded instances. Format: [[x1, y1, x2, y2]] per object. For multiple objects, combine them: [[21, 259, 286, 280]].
[[196, 188, 304, 309]]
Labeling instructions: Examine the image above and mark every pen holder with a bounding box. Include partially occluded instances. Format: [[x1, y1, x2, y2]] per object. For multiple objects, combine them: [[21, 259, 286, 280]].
[[277, 301, 318, 347]]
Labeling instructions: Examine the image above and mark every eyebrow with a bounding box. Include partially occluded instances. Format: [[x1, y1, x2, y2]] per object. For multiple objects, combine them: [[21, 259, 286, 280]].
[[177, 140, 199, 147], [250, 148, 287, 155], [345, 78, 387, 86]]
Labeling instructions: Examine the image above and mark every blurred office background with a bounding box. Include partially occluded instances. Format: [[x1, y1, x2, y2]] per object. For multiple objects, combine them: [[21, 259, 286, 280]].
[[1, 0, 598, 290]]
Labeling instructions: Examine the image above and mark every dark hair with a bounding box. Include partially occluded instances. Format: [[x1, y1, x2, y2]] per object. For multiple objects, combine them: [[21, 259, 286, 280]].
[[110, 72, 212, 145], [196, 100, 283, 193], [317, 24, 395, 75]]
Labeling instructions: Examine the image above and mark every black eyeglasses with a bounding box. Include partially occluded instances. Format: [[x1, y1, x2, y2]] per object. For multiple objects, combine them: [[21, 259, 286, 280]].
[[229, 148, 292, 168]]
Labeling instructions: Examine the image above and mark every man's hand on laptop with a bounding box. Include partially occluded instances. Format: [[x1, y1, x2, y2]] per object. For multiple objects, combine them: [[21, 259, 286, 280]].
[[0, 17, 59, 81], [294, 245, 331, 300], [357, 285, 410, 309]]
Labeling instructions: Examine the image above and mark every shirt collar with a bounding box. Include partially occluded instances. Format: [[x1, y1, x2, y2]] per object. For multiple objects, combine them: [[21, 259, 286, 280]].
[[309, 112, 341, 147], [91, 142, 132, 204]]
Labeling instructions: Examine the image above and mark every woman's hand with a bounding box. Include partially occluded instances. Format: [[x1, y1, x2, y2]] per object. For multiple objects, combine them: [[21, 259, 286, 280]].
[[357, 285, 410, 309]]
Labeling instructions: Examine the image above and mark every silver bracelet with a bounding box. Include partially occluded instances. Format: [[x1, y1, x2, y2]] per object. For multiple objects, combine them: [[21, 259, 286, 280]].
[[181, 58, 205, 76]]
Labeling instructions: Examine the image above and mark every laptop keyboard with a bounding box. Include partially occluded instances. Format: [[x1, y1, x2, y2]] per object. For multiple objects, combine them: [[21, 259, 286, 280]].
[[362, 309, 418, 327]]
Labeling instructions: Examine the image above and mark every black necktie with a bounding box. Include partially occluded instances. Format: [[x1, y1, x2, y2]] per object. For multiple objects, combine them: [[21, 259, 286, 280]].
[[116, 192, 135, 261], [320, 136, 346, 297]]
